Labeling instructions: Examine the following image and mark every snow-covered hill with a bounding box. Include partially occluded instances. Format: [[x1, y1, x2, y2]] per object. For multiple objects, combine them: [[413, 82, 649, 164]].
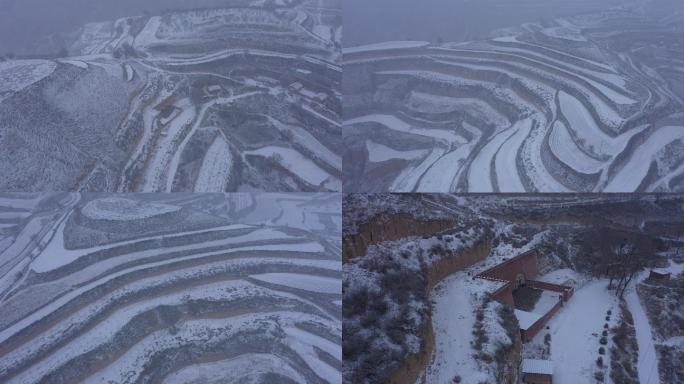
[[343, 8, 684, 193], [0, 193, 342, 384], [0, 0, 342, 192]]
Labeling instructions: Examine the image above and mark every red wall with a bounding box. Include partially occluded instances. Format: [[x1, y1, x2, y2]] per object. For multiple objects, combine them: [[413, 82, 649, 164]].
[[523, 372, 553, 384], [528, 280, 574, 302], [487, 278, 514, 306], [476, 250, 575, 345], [648, 271, 671, 280], [478, 250, 539, 285], [521, 298, 563, 342]]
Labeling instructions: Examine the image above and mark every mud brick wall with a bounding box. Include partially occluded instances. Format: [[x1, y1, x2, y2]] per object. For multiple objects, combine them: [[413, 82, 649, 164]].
[[478, 250, 539, 284], [492, 280, 515, 306], [528, 280, 574, 301], [521, 298, 563, 342], [390, 238, 493, 384], [523, 372, 553, 384]]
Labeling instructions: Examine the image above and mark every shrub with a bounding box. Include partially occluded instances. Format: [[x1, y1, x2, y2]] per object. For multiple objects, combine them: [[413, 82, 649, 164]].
[[607, 310, 612, 316], [596, 356, 603, 367], [429, 243, 447, 257], [478, 353, 493, 363], [452, 375, 462, 383], [599, 347, 605, 355], [606, 316, 611, 321], [595, 371, 605, 381], [600, 337, 608, 345], [604, 323, 609, 329], [602, 330, 608, 337]]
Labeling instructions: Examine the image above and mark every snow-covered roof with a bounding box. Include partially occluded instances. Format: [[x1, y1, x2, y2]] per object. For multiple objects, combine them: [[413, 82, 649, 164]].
[[514, 309, 542, 330], [522, 359, 553, 375]]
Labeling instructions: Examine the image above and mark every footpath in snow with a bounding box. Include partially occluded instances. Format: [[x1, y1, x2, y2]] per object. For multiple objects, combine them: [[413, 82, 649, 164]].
[[422, 269, 507, 383], [626, 260, 684, 384], [530, 279, 618, 384]]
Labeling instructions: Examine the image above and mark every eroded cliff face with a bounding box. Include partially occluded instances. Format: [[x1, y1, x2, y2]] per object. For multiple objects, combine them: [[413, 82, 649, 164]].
[[425, 239, 492, 291], [344, 210, 522, 384], [343, 213, 455, 262], [496, 319, 523, 384], [390, 239, 497, 384], [387, 322, 435, 384]]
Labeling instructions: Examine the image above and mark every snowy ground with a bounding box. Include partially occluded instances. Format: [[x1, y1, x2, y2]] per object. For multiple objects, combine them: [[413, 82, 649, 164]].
[[626, 260, 684, 384], [626, 271, 660, 384], [0, 2, 342, 192], [529, 278, 619, 384], [0, 61, 56, 102], [421, 266, 510, 383]]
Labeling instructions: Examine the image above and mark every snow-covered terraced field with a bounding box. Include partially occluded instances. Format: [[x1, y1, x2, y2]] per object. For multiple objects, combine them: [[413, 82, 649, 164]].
[[343, 8, 684, 192], [0, 193, 342, 384], [0, 0, 341, 192]]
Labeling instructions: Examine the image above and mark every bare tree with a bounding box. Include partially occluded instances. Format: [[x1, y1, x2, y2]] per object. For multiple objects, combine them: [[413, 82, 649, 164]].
[[578, 226, 656, 297]]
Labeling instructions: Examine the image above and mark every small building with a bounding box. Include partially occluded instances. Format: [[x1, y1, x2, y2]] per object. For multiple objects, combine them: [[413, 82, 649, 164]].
[[522, 359, 553, 384], [649, 269, 671, 280]]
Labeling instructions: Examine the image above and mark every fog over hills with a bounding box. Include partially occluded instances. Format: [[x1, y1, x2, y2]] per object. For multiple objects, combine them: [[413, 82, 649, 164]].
[[343, 1, 684, 192], [0, 0, 342, 192], [0, 0, 286, 57]]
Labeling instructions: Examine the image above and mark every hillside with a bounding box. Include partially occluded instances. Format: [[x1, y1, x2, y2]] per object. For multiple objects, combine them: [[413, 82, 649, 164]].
[[342, 193, 684, 384], [0, 0, 342, 192], [0, 192, 342, 383], [343, 6, 684, 192]]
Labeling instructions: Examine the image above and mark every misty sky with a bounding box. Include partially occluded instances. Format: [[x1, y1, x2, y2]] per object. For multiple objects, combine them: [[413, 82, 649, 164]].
[[0, 0, 678, 55], [343, 0, 638, 46], [0, 0, 234, 56]]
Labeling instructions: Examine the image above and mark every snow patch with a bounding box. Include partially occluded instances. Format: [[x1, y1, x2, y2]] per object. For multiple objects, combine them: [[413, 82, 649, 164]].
[[249, 273, 341, 294], [366, 140, 427, 163], [81, 197, 180, 221], [343, 41, 430, 55]]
